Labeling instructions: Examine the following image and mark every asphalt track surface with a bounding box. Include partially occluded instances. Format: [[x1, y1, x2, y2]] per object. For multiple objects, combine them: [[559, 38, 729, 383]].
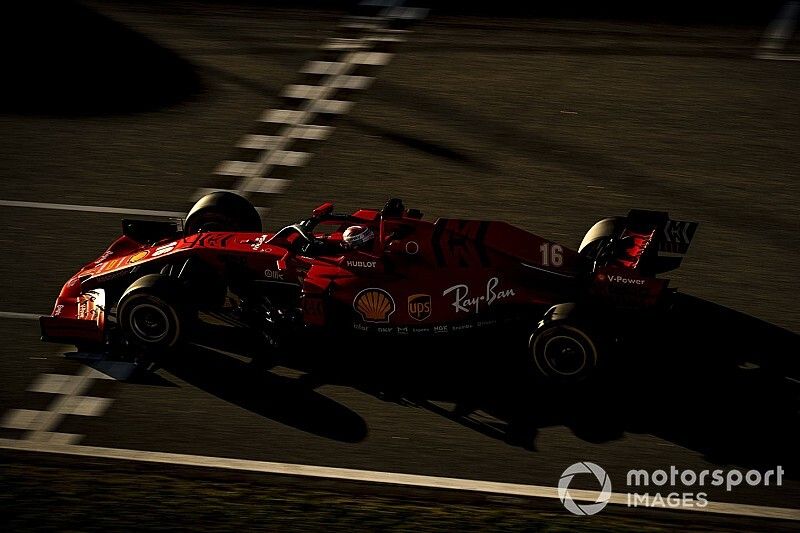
[[1, 1, 799, 530]]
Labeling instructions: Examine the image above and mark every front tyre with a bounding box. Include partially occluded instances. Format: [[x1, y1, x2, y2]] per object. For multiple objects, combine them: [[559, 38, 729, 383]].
[[529, 321, 599, 381], [117, 274, 191, 353], [184, 191, 262, 234]]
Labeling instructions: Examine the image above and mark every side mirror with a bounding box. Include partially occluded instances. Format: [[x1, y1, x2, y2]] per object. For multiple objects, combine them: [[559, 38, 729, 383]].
[[382, 198, 405, 217], [312, 202, 334, 218]]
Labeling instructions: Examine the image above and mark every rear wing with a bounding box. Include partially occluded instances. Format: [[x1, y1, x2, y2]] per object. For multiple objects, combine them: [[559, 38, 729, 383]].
[[626, 210, 698, 255], [623, 210, 698, 274]]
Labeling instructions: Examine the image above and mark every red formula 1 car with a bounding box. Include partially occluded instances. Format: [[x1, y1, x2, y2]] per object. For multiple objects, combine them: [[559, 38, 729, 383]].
[[41, 193, 697, 380]]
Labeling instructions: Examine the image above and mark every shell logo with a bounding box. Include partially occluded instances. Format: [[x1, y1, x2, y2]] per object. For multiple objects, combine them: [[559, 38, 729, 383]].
[[353, 288, 396, 323], [128, 250, 149, 264]]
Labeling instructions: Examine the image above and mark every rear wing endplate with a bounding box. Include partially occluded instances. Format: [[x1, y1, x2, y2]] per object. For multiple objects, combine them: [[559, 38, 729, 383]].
[[627, 209, 698, 254]]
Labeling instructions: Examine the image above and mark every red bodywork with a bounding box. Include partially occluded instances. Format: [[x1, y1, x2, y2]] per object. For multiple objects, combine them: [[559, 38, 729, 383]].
[[40, 203, 674, 345]]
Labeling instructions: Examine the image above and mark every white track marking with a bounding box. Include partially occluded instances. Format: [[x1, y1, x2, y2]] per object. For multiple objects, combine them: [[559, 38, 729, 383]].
[[239, 180, 291, 195], [309, 99, 354, 114], [237, 56, 359, 193], [329, 74, 374, 89], [271, 150, 313, 167], [27, 368, 95, 439], [0, 200, 184, 218], [238, 135, 282, 150], [340, 17, 389, 31], [29, 373, 91, 395], [754, 52, 800, 61], [206, 2, 426, 202], [2, 409, 53, 431], [260, 109, 307, 124], [282, 84, 329, 99], [53, 396, 113, 417], [1, 367, 117, 444], [215, 160, 260, 177], [366, 34, 406, 43], [0, 439, 797, 522], [238, 178, 293, 195], [301, 60, 350, 76], [346, 51, 394, 65], [0, 311, 41, 320], [4, 409, 67, 434], [287, 124, 334, 140], [24, 432, 82, 445], [322, 38, 371, 51]]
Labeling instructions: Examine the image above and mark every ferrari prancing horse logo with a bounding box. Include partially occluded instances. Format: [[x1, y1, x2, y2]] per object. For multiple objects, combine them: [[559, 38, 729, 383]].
[[353, 288, 396, 323]]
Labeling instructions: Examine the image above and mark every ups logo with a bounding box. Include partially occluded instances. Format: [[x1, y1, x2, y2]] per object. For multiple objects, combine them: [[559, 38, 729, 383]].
[[408, 294, 432, 321]]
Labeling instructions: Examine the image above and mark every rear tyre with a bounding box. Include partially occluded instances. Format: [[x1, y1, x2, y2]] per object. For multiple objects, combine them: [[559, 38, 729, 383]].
[[184, 191, 262, 234], [528, 305, 601, 382], [117, 274, 192, 353], [578, 217, 622, 264]]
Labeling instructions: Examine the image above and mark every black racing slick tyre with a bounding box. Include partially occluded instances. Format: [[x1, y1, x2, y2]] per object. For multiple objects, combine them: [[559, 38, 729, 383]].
[[578, 217, 622, 264], [184, 191, 262, 235], [529, 306, 601, 382], [117, 274, 192, 353]]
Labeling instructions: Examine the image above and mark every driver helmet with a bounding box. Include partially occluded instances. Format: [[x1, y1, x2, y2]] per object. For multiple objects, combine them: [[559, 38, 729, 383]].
[[342, 225, 375, 250]]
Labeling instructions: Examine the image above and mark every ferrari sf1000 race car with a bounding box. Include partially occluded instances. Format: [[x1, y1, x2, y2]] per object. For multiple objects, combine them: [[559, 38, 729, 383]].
[[41, 193, 697, 380]]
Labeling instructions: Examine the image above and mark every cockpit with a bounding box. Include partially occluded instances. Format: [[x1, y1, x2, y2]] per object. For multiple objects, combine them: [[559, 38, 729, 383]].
[[266, 198, 422, 259]]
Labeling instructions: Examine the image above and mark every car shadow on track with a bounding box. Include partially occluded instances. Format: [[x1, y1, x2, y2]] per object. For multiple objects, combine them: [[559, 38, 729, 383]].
[[156, 326, 368, 444], [277, 292, 800, 473], [134, 293, 798, 472]]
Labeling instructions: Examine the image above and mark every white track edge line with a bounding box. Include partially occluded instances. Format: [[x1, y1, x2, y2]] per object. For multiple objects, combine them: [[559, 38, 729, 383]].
[[0, 312, 42, 321], [754, 52, 800, 61], [0, 200, 185, 218], [0, 438, 797, 521]]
